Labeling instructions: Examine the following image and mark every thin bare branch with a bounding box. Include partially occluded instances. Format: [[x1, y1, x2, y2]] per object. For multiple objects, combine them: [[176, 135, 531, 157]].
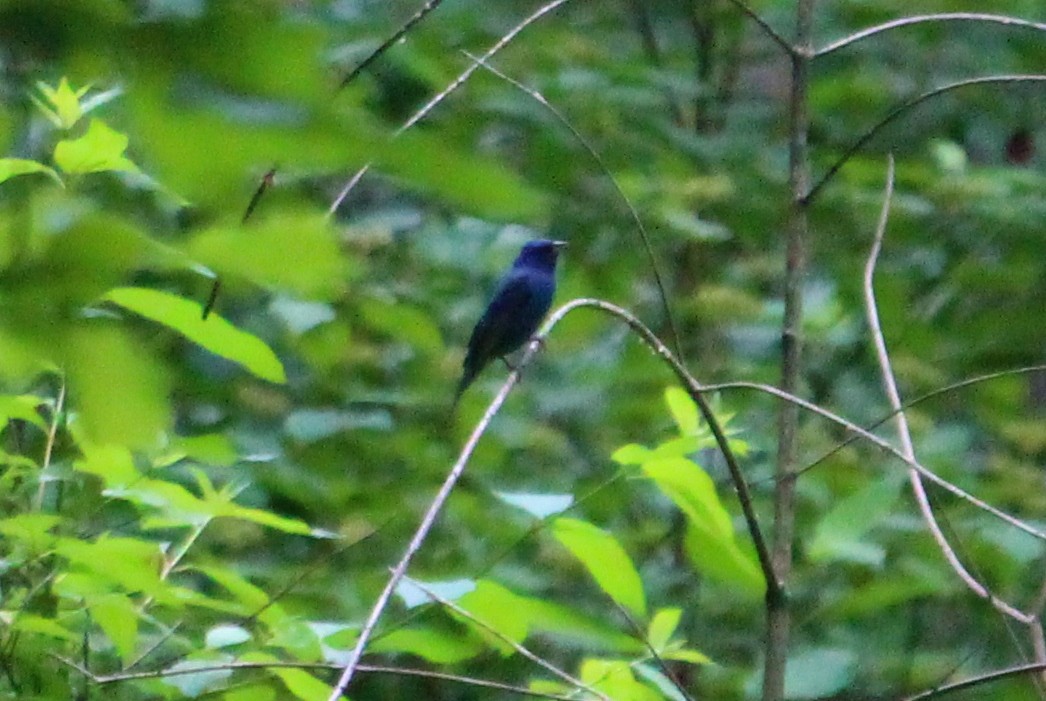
[[54, 656, 581, 701], [817, 13, 1046, 58], [337, 0, 445, 90], [903, 662, 1046, 701], [722, 0, 795, 56], [705, 378, 1046, 544], [34, 379, 66, 511], [328, 0, 573, 217], [791, 364, 1046, 479], [804, 74, 1046, 204], [862, 156, 1031, 622], [326, 332, 548, 697], [409, 577, 610, 701]]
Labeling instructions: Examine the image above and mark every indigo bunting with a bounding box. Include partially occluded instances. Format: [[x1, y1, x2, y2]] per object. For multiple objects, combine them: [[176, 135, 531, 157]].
[[454, 239, 567, 404]]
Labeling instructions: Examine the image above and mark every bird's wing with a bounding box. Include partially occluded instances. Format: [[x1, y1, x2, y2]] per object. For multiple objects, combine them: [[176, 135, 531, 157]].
[[466, 269, 538, 363]]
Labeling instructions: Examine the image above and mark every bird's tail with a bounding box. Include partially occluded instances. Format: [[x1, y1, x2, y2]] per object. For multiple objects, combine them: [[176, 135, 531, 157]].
[[452, 364, 479, 412]]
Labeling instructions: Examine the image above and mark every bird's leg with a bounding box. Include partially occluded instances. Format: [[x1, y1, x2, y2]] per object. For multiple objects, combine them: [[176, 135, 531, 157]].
[[500, 356, 516, 372]]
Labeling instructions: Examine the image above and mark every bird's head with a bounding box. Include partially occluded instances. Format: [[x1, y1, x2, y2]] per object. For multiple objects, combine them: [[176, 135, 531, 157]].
[[514, 239, 567, 270]]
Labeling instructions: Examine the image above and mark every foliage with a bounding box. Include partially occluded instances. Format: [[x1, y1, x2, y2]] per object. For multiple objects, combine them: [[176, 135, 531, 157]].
[[0, 1, 1044, 700]]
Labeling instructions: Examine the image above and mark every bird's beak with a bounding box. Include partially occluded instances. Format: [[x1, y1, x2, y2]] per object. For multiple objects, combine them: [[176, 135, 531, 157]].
[[551, 240, 568, 249]]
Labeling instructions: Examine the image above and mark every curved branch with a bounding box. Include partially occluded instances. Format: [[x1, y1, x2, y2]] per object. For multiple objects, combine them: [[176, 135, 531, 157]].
[[863, 156, 1029, 622], [817, 13, 1046, 58], [803, 74, 1046, 205], [904, 662, 1046, 701]]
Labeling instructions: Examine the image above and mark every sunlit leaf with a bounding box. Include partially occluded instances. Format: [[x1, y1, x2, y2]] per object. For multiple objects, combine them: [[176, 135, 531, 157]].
[[552, 517, 647, 618], [457, 580, 531, 654], [54, 118, 140, 175], [11, 614, 79, 643], [665, 386, 699, 435], [647, 608, 681, 652], [33, 78, 89, 129], [103, 287, 286, 384], [580, 659, 661, 701], [0, 158, 63, 187]]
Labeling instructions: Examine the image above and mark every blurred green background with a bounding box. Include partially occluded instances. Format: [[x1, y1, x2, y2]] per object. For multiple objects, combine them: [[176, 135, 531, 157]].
[[0, 0, 1044, 699]]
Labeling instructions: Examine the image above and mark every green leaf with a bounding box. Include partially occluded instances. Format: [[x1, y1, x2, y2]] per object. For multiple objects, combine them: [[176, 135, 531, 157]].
[[73, 442, 139, 488], [56, 535, 165, 596], [0, 394, 47, 430], [34, 78, 89, 129], [88, 593, 139, 663], [647, 608, 681, 652], [611, 443, 652, 465], [552, 517, 647, 618], [371, 626, 486, 664], [185, 211, 349, 300], [665, 386, 699, 435], [808, 472, 904, 565], [642, 457, 732, 541], [206, 624, 252, 648], [54, 118, 140, 175], [0, 158, 63, 187], [193, 566, 269, 611], [65, 324, 170, 450], [0, 515, 59, 556], [580, 659, 661, 701], [11, 614, 79, 642], [103, 287, 286, 383], [457, 580, 532, 654], [685, 523, 765, 599]]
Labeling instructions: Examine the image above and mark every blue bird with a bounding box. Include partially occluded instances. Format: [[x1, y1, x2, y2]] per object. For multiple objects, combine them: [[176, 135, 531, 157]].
[[454, 239, 567, 405]]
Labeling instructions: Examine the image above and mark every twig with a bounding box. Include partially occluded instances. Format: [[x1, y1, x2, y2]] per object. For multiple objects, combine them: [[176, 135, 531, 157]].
[[328, 0, 574, 217], [787, 364, 1046, 479], [609, 600, 696, 701], [903, 662, 1046, 701], [817, 13, 1046, 57], [53, 655, 581, 701], [34, 379, 66, 511], [722, 0, 795, 56], [202, 166, 277, 320], [408, 577, 610, 701], [700, 379, 1046, 543], [863, 155, 1031, 623], [325, 332, 548, 698], [337, 0, 444, 90], [803, 74, 1046, 205]]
